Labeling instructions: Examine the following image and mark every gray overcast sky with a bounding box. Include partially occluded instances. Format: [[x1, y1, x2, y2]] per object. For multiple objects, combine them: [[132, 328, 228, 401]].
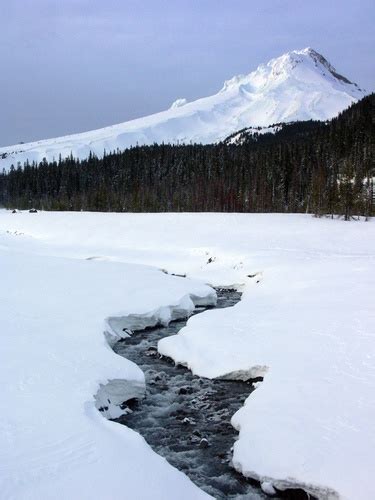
[[0, 0, 374, 147]]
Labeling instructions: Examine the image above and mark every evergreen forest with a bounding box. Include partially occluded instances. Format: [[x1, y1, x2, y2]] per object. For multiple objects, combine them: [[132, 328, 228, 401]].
[[0, 94, 374, 219]]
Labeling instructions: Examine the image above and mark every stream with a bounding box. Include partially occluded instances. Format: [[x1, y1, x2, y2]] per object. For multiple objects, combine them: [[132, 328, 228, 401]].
[[112, 289, 310, 500]]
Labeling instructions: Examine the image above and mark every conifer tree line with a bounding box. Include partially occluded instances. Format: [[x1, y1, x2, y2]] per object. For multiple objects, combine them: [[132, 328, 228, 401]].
[[0, 94, 374, 218]]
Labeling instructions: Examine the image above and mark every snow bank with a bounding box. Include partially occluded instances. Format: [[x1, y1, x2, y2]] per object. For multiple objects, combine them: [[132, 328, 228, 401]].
[[106, 291, 216, 347], [0, 239, 214, 499], [1, 211, 374, 499], [160, 258, 375, 498]]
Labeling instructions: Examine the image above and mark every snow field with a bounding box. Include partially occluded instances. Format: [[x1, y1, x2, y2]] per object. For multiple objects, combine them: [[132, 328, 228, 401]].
[[0, 235, 214, 499], [0, 211, 374, 499]]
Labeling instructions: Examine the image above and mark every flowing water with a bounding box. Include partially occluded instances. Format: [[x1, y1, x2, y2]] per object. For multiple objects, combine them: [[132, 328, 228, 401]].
[[112, 289, 310, 500]]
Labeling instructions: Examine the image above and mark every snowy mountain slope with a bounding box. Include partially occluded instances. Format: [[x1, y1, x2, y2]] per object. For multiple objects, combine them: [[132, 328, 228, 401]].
[[0, 48, 365, 170]]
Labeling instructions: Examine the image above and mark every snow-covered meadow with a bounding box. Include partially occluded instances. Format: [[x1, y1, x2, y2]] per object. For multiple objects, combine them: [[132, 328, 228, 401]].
[[1, 211, 374, 499]]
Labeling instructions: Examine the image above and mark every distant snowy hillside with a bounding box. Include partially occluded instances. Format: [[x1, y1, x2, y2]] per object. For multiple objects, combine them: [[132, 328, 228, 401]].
[[0, 48, 365, 170]]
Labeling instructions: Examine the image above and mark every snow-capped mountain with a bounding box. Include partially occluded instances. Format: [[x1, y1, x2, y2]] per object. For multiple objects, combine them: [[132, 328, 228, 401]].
[[0, 48, 365, 170]]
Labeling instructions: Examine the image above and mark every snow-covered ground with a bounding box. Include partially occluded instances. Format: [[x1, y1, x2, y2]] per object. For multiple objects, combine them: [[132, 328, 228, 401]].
[[1, 211, 374, 499], [0, 48, 365, 171]]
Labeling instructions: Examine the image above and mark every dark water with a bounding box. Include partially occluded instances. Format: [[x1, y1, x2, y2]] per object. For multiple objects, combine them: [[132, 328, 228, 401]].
[[112, 290, 310, 500]]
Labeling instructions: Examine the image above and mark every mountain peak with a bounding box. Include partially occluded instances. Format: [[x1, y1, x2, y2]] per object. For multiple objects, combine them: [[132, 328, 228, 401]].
[[221, 48, 362, 94], [294, 47, 357, 85], [0, 49, 366, 170]]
